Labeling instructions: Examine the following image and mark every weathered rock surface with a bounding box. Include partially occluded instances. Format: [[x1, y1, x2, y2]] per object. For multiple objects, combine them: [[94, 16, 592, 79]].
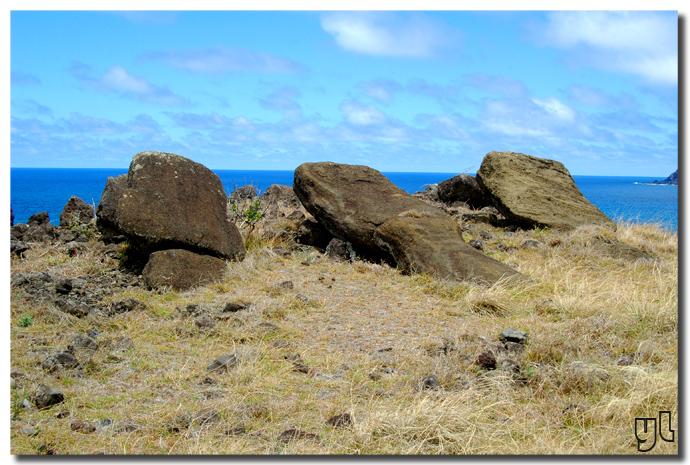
[[115, 151, 245, 261], [142, 249, 226, 291], [59, 196, 94, 227], [293, 162, 447, 256], [229, 185, 257, 203], [35, 384, 65, 409], [476, 152, 615, 230], [260, 184, 303, 209], [23, 212, 56, 242], [373, 216, 522, 285], [437, 174, 490, 209], [295, 219, 333, 250], [96, 174, 128, 242]]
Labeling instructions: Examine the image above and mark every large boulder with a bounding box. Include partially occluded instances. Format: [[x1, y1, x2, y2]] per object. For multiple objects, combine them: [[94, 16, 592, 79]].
[[115, 151, 245, 261], [259, 184, 302, 209], [142, 249, 226, 291], [437, 174, 491, 209], [476, 152, 615, 230], [96, 174, 128, 229], [373, 215, 522, 285], [293, 162, 447, 256], [59, 196, 94, 227]]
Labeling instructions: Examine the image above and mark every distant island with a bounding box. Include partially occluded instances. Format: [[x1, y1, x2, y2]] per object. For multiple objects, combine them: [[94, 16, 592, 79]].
[[648, 169, 678, 185]]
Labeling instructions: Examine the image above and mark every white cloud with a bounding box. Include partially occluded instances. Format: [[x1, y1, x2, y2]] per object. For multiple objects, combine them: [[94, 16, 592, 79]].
[[140, 46, 305, 74], [540, 11, 677, 85], [531, 97, 576, 123], [74, 64, 188, 106], [320, 12, 458, 58], [339, 99, 387, 126]]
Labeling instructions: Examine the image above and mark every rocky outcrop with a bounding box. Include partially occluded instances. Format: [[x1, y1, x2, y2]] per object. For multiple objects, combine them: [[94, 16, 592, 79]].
[[59, 196, 94, 227], [293, 162, 447, 257], [373, 216, 522, 285], [115, 151, 245, 261], [437, 174, 490, 209], [476, 152, 615, 230], [649, 170, 678, 185], [142, 249, 227, 291], [21, 212, 56, 242]]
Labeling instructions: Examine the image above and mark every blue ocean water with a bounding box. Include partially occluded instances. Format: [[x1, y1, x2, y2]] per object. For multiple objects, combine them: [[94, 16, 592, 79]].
[[9, 168, 678, 232]]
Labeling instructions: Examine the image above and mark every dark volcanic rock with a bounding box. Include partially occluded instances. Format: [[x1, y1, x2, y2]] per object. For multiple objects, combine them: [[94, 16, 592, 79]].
[[326, 413, 352, 428], [476, 151, 615, 230], [499, 328, 529, 345], [260, 184, 303, 209], [25, 212, 56, 242], [437, 174, 491, 209], [59, 196, 94, 227], [142, 249, 226, 291], [373, 216, 522, 285], [42, 351, 80, 372], [96, 174, 128, 241], [115, 151, 245, 261], [477, 351, 497, 370], [229, 185, 258, 202], [325, 238, 355, 262], [207, 353, 239, 373], [35, 384, 65, 409], [295, 218, 334, 250], [293, 162, 447, 257]]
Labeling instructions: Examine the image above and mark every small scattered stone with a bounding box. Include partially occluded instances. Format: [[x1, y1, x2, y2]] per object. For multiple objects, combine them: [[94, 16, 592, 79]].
[[193, 407, 221, 426], [195, 315, 216, 330], [71, 420, 97, 434], [326, 413, 352, 428], [468, 239, 484, 250], [207, 353, 239, 373], [167, 414, 192, 433], [499, 328, 529, 345], [296, 294, 309, 304], [36, 443, 57, 455], [277, 280, 294, 290], [225, 426, 247, 436], [616, 354, 635, 366], [500, 359, 521, 374], [422, 375, 441, 390], [108, 298, 145, 314], [221, 302, 248, 313], [55, 278, 73, 295], [477, 352, 497, 370], [521, 240, 542, 249], [22, 399, 34, 409], [114, 419, 141, 433], [99, 418, 114, 429], [272, 246, 292, 257], [42, 351, 80, 372], [504, 341, 525, 353], [258, 322, 280, 330], [21, 426, 39, 436], [87, 329, 102, 339], [278, 428, 320, 443], [69, 334, 99, 352], [285, 354, 309, 373], [56, 410, 71, 419]]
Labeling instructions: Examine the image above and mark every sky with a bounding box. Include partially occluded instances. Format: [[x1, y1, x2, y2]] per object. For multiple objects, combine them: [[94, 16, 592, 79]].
[[8, 8, 680, 176]]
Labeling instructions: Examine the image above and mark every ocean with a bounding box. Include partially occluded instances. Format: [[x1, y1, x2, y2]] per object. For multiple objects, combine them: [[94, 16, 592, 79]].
[[9, 168, 679, 232]]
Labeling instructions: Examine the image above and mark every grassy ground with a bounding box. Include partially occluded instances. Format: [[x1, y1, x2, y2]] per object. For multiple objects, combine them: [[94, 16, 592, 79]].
[[9, 219, 678, 455]]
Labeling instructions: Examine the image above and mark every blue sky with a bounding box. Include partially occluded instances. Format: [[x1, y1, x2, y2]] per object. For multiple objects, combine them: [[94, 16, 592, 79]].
[[9, 9, 679, 176]]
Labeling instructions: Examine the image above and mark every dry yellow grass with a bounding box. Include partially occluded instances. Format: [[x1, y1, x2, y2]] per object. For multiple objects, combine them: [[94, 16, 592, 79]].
[[9, 219, 677, 455]]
